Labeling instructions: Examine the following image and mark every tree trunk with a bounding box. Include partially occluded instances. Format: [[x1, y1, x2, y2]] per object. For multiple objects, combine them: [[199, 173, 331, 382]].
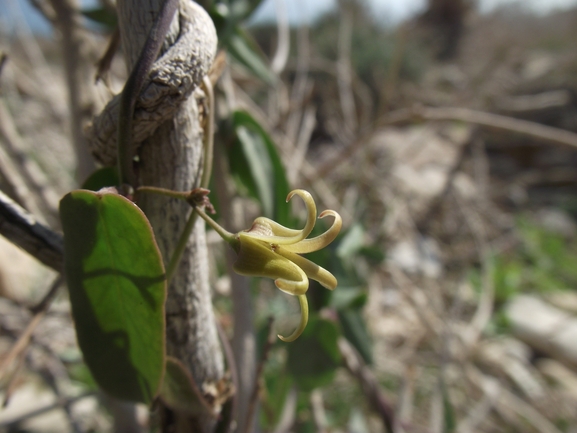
[[116, 1, 224, 431]]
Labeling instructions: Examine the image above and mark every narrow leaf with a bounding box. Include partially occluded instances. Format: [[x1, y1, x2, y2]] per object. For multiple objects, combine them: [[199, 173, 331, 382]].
[[228, 29, 276, 86], [232, 109, 291, 226], [60, 190, 166, 404], [159, 357, 211, 416]]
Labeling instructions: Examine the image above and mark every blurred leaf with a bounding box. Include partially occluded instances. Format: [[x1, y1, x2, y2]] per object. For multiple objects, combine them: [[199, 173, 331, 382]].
[[337, 224, 365, 260], [229, 0, 266, 22], [287, 315, 342, 391], [68, 363, 98, 391], [228, 29, 276, 86], [81, 167, 119, 191], [330, 287, 366, 310], [236, 125, 274, 216], [493, 256, 523, 303], [442, 383, 456, 433], [160, 357, 208, 416], [232, 110, 291, 226], [358, 245, 385, 264], [338, 309, 372, 365], [81, 7, 117, 30], [60, 190, 166, 404], [261, 368, 293, 428]]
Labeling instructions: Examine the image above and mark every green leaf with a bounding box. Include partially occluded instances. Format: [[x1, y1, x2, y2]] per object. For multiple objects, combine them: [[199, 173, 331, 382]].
[[81, 7, 117, 30], [81, 167, 120, 191], [442, 383, 456, 433], [337, 224, 365, 260], [231, 110, 291, 226], [159, 357, 210, 416], [338, 309, 373, 365], [227, 29, 276, 86], [60, 190, 166, 404], [286, 316, 341, 391], [234, 125, 274, 216], [229, 0, 266, 21]]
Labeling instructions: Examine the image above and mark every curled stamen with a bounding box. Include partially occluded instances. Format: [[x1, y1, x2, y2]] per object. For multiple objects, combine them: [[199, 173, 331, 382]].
[[283, 210, 342, 254], [278, 294, 309, 342]]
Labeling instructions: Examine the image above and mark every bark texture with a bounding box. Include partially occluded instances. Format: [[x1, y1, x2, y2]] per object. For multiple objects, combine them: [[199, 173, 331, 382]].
[[115, 1, 223, 430]]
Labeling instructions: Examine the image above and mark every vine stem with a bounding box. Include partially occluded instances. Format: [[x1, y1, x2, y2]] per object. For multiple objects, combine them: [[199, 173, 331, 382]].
[[138, 78, 236, 282], [117, 0, 178, 187], [136, 186, 189, 201]]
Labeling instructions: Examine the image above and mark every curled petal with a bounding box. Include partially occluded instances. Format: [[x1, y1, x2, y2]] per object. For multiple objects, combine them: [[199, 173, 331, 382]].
[[253, 217, 301, 237], [278, 295, 309, 342], [233, 233, 308, 295], [242, 190, 317, 245], [275, 246, 337, 290], [283, 210, 342, 254], [274, 265, 309, 296]]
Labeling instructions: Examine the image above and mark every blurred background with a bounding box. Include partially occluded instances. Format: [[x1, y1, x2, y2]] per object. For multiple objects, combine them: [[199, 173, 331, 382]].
[[2, 0, 577, 431]]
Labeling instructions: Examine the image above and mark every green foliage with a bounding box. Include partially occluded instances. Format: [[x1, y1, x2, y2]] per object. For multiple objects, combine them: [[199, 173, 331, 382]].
[[227, 29, 276, 85], [286, 315, 342, 391], [209, 0, 275, 85], [60, 190, 166, 404], [81, 167, 120, 191], [81, 7, 117, 31], [229, 109, 291, 226], [471, 217, 577, 306]]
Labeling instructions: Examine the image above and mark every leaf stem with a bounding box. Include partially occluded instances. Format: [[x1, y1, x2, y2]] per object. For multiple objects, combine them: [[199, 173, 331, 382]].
[[136, 186, 189, 201], [165, 210, 198, 283]]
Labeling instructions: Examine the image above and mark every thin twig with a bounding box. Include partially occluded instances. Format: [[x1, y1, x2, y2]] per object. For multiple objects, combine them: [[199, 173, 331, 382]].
[[95, 27, 120, 86], [336, 1, 357, 134], [241, 317, 276, 433], [313, 104, 577, 182], [0, 276, 63, 381], [215, 320, 238, 433], [338, 337, 395, 433], [385, 105, 577, 150], [270, 0, 290, 75]]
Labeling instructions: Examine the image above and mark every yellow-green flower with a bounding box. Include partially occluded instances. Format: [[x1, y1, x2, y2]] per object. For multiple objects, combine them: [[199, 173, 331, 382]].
[[196, 189, 341, 341], [230, 190, 342, 341]]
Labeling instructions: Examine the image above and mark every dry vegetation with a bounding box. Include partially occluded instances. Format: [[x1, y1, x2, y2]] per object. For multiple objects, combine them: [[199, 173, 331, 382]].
[[1, 0, 577, 432]]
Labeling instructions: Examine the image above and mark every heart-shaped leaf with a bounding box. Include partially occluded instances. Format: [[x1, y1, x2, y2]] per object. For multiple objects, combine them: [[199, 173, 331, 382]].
[[60, 189, 166, 404]]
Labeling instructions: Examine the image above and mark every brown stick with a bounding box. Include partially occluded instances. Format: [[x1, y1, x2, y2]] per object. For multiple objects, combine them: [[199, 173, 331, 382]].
[[313, 105, 577, 182], [386, 105, 577, 150], [0, 190, 63, 273], [0, 276, 63, 381], [338, 337, 395, 433], [241, 317, 276, 433]]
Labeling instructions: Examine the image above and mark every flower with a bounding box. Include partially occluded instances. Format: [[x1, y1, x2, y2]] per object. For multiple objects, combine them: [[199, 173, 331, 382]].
[[230, 190, 342, 342]]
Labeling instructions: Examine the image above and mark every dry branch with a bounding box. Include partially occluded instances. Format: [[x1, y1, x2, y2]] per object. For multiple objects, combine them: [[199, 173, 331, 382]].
[[384, 105, 577, 150], [0, 190, 63, 272]]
